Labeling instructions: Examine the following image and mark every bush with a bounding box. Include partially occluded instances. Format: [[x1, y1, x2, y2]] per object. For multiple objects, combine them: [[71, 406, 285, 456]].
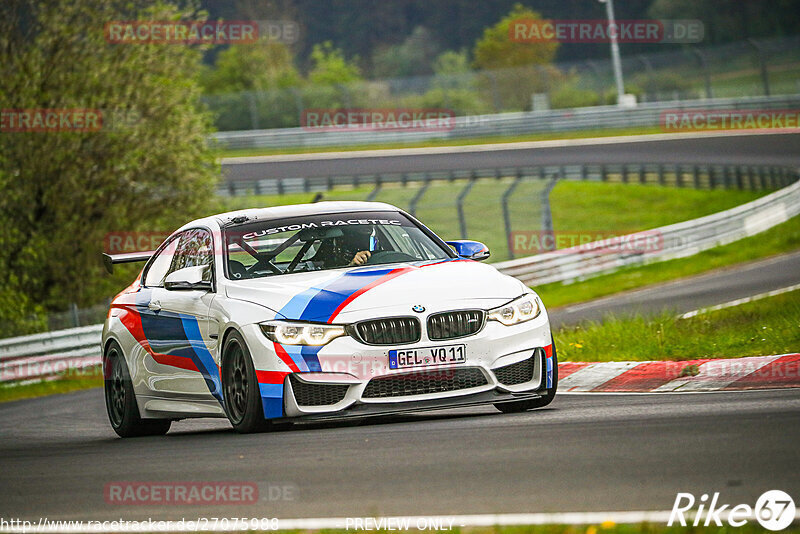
[[550, 82, 602, 109]]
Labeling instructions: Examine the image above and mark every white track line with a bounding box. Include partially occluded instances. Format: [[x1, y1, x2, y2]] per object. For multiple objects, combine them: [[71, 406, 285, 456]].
[[221, 130, 793, 164], [680, 283, 800, 319]]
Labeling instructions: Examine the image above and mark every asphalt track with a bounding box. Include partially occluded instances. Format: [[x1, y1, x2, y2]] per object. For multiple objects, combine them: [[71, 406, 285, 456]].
[[0, 388, 798, 522], [548, 249, 800, 327], [222, 132, 800, 182]]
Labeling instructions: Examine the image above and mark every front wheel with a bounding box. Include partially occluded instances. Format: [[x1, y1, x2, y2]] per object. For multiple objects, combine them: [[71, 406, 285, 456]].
[[222, 331, 272, 434], [494, 343, 558, 413], [104, 342, 171, 438]]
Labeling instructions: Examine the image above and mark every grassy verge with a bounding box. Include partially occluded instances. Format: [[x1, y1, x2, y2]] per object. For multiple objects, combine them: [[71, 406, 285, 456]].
[[537, 214, 800, 309], [548, 182, 763, 235], [217, 126, 664, 158], [0, 372, 102, 403], [554, 290, 800, 363]]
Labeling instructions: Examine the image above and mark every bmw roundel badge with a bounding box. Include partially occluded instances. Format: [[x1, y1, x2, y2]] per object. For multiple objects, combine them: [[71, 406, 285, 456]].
[[412, 305, 425, 313]]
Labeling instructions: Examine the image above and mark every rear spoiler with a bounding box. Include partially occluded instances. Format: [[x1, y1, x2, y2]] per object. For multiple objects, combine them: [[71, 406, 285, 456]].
[[102, 251, 155, 274]]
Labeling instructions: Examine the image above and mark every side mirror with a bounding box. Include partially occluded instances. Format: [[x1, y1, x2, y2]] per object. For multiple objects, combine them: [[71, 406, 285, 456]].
[[164, 265, 212, 291], [446, 240, 490, 261]]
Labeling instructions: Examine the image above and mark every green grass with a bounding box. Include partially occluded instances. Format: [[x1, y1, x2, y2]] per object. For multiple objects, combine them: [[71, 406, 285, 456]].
[[219, 181, 766, 263], [216, 126, 665, 158], [550, 182, 762, 233], [0, 370, 103, 403], [703, 62, 800, 97], [537, 214, 800, 309], [554, 290, 800, 363]]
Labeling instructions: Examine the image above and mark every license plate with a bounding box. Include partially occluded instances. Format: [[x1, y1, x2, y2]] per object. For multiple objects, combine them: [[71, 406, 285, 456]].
[[389, 345, 466, 370]]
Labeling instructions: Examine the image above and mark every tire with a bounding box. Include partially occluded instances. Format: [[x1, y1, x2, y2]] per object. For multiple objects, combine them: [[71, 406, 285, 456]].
[[104, 341, 171, 438], [494, 342, 558, 414], [221, 331, 272, 434]]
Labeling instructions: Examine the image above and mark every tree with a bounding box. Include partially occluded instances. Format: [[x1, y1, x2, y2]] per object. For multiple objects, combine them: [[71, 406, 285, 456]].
[[0, 0, 219, 334], [433, 49, 472, 77], [372, 26, 441, 78], [470, 4, 563, 112], [472, 3, 559, 70], [201, 41, 302, 94], [308, 42, 362, 85]]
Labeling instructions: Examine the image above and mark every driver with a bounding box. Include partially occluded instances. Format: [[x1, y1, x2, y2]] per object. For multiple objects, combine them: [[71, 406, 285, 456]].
[[341, 226, 375, 266], [309, 225, 379, 268]]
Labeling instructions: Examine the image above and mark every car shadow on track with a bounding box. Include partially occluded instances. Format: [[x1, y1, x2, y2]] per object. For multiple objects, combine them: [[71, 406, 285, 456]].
[[162, 406, 557, 438]]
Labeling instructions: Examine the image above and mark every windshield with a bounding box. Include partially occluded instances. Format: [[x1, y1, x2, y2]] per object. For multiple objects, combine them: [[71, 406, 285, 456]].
[[224, 211, 451, 279]]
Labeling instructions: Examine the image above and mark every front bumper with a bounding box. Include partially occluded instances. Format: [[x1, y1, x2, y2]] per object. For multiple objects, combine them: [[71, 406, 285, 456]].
[[282, 346, 551, 418], [247, 304, 553, 420]]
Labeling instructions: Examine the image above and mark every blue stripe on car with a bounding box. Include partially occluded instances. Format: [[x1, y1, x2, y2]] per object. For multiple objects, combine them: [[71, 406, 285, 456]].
[[273, 267, 397, 372], [258, 383, 284, 419]]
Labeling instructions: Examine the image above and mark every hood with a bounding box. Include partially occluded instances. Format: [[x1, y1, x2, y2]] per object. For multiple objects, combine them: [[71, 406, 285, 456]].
[[224, 259, 524, 323]]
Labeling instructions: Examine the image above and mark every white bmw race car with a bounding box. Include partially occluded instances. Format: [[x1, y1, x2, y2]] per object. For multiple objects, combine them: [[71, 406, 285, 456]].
[[101, 202, 557, 436]]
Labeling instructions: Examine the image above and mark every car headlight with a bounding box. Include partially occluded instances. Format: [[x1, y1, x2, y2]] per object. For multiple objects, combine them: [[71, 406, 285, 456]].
[[260, 321, 347, 346], [487, 294, 541, 326]]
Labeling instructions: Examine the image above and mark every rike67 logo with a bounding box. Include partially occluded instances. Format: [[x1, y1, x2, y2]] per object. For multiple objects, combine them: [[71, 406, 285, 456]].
[[669, 490, 796, 531]]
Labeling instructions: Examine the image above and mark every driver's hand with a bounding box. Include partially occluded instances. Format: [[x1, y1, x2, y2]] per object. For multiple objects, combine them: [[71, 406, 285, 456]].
[[349, 250, 371, 266]]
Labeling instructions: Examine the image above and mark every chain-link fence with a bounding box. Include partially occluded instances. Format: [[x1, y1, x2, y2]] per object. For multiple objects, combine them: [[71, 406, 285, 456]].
[[203, 36, 800, 132]]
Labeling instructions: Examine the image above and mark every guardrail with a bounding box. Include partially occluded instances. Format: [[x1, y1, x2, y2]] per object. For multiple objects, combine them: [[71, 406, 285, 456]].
[[493, 175, 800, 285], [2, 166, 798, 383], [212, 94, 800, 151], [0, 324, 103, 383], [219, 160, 798, 197]]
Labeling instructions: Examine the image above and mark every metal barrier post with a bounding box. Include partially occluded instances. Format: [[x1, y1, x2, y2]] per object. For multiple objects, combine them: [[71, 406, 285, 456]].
[[366, 180, 382, 201], [408, 176, 431, 216], [501, 174, 523, 259], [540, 174, 558, 251], [70, 303, 80, 328], [747, 39, 771, 96], [456, 179, 477, 240], [691, 48, 713, 99]]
